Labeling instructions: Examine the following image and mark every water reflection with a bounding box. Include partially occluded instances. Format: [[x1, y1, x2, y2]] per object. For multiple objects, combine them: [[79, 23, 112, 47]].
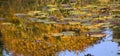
[[3, 50, 13, 56], [57, 28, 120, 56], [2, 27, 120, 56], [0, 41, 3, 56], [113, 28, 120, 38], [112, 27, 120, 43]]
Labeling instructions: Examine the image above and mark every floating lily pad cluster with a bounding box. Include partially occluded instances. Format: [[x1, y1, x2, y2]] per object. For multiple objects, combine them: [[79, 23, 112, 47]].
[[0, 1, 120, 56]]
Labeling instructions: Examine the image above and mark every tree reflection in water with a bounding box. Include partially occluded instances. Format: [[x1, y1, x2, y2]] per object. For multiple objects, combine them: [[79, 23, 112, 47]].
[[0, 21, 102, 56], [1, 29, 100, 56], [0, 38, 4, 56], [112, 26, 120, 47]]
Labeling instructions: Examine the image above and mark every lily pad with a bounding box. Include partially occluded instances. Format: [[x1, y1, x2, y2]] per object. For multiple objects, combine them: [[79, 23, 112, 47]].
[[68, 22, 81, 25], [36, 19, 49, 23], [0, 18, 5, 21], [28, 18, 38, 22], [52, 33, 63, 37], [69, 10, 88, 15], [72, 18, 83, 21], [27, 11, 41, 16], [61, 18, 82, 21], [47, 4, 57, 7], [88, 33, 106, 38], [112, 39, 120, 42], [88, 28, 102, 33], [81, 23, 92, 26], [44, 21, 56, 24], [1, 22, 14, 25], [62, 31, 75, 36], [14, 13, 26, 18], [62, 7, 73, 10], [48, 8, 59, 11], [61, 18, 72, 20]]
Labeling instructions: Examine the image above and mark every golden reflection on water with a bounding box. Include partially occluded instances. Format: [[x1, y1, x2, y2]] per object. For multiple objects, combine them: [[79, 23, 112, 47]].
[[0, 23, 100, 56]]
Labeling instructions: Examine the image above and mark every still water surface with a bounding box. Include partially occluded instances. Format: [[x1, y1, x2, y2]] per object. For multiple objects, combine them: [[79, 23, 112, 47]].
[[57, 28, 120, 56], [2, 28, 120, 56]]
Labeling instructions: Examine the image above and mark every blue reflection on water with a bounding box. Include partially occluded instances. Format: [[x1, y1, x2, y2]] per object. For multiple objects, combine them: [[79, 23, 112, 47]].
[[3, 28, 120, 56], [3, 50, 13, 56], [57, 28, 120, 56]]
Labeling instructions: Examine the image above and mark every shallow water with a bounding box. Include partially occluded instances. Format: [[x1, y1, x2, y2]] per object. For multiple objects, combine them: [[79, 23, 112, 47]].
[[57, 28, 120, 56]]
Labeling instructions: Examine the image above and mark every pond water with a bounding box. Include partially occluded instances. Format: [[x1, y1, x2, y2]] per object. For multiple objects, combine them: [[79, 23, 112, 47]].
[[56, 27, 120, 56], [1, 27, 120, 56]]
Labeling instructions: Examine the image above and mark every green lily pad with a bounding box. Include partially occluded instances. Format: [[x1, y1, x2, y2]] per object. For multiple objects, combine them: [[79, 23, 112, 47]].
[[44, 21, 56, 24], [69, 10, 81, 14], [70, 10, 87, 15], [61, 18, 82, 21], [47, 4, 57, 7], [62, 31, 75, 36], [89, 28, 102, 33], [68, 22, 81, 25], [86, 5, 98, 8], [36, 19, 49, 23], [27, 11, 41, 16], [48, 8, 59, 11]]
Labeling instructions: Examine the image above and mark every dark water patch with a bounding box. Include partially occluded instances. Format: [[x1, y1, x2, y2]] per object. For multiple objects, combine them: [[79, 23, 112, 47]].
[[0, 38, 4, 56], [0, 42, 3, 56], [0, 30, 2, 38]]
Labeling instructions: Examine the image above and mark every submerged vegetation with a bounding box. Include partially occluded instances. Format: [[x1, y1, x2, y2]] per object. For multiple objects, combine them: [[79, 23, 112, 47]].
[[0, 0, 120, 56]]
